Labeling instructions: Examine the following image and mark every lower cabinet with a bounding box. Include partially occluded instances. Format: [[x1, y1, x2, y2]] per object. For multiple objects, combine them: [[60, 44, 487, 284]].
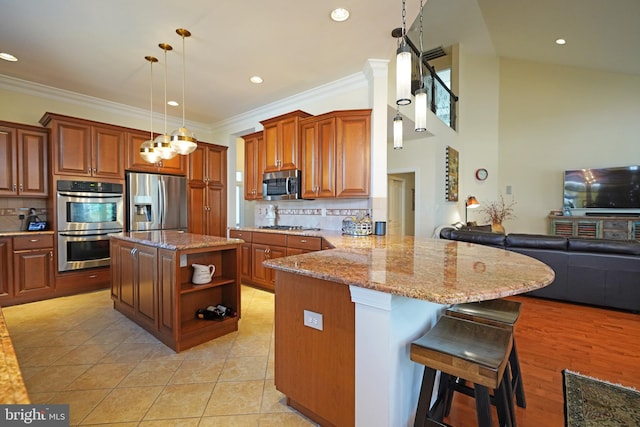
[[110, 237, 241, 352], [0, 234, 55, 306], [229, 230, 323, 292]]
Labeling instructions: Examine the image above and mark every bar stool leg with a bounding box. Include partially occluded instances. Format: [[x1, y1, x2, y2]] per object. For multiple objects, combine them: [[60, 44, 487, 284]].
[[510, 340, 526, 408], [474, 385, 493, 427], [415, 367, 438, 427]]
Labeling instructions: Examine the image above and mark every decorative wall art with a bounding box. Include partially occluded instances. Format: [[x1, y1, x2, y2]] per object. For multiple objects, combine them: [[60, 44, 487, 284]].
[[445, 146, 459, 202]]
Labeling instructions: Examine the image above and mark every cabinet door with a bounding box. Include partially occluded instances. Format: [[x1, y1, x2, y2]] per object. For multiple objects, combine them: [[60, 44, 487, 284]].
[[188, 144, 206, 182], [243, 131, 264, 200], [251, 243, 269, 287], [126, 130, 187, 175], [116, 240, 136, 312], [206, 185, 227, 237], [266, 245, 287, 287], [336, 111, 370, 198], [263, 123, 280, 172], [0, 238, 12, 299], [301, 116, 335, 198], [240, 242, 252, 283], [17, 128, 48, 197], [187, 182, 207, 235], [135, 244, 158, 330], [92, 125, 124, 179], [53, 119, 92, 176], [279, 116, 300, 171], [0, 125, 17, 195], [205, 145, 226, 186], [13, 248, 54, 297]]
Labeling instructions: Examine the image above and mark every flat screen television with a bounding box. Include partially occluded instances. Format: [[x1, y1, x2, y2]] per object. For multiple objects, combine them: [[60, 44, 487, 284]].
[[564, 166, 640, 214]]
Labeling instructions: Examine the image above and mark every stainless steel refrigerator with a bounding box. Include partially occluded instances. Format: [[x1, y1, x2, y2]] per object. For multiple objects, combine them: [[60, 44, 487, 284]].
[[126, 172, 187, 232]]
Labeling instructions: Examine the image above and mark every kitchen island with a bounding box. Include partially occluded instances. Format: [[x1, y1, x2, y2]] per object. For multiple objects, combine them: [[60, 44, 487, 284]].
[[263, 233, 555, 427], [109, 231, 243, 352]]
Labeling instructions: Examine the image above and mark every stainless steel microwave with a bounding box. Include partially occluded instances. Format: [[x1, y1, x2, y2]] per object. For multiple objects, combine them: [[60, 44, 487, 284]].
[[263, 170, 301, 200]]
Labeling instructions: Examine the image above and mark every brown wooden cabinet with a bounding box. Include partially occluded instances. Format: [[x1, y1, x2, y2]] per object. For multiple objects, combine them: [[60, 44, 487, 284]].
[[187, 142, 228, 237], [233, 230, 322, 292], [110, 235, 241, 352], [125, 130, 187, 175], [242, 131, 265, 200], [12, 234, 54, 300], [229, 230, 253, 284], [300, 115, 336, 198], [40, 113, 125, 180], [0, 121, 48, 197], [261, 110, 311, 173], [0, 238, 12, 301], [300, 110, 371, 199]]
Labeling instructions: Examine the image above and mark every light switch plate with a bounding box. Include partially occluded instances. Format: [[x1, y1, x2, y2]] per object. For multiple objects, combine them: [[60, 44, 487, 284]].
[[303, 310, 323, 331], [180, 254, 187, 267]]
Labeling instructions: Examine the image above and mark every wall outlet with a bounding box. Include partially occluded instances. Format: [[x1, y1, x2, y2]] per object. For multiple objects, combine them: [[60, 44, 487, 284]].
[[180, 254, 187, 267], [303, 309, 323, 331]]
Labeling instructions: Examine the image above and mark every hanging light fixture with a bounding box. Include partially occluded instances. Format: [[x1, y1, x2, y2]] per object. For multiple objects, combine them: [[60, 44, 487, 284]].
[[414, 0, 427, 132], [393, 108, 403, 150], [154, 42, 178, 160], [170, 28, 197, 155], [140, 56, 162, 164], [396, 0, 412, 106]]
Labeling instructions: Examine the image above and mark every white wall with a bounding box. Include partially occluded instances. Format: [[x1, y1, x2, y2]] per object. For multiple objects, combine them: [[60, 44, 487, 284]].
[[498, 59, 640, 233]]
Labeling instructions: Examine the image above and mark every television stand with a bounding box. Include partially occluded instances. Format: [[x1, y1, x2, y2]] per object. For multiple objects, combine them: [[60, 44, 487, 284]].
[[549, 215, 640, 240]]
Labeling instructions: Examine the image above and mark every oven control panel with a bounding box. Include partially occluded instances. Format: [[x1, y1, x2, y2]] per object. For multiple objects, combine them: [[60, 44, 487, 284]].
[[57, 180, 123, 193]]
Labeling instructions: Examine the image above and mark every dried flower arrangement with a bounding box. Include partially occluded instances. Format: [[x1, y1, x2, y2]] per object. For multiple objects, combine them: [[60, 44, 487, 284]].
[[480, 194, 516, 225]]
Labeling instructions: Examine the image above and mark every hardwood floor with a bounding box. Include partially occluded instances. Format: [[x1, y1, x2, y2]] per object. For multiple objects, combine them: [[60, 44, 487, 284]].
[[442, 295, 640, 427]]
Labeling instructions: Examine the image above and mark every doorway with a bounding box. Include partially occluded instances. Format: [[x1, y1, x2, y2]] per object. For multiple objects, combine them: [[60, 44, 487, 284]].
[[387, 173, 416, 236]]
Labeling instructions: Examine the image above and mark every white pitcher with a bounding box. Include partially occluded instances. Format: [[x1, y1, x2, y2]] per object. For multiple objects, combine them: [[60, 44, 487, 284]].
[[192, 264, 215, 284]]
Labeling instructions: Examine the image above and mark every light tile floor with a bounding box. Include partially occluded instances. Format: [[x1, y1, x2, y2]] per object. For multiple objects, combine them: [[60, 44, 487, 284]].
[[3, 286, 317, 426]]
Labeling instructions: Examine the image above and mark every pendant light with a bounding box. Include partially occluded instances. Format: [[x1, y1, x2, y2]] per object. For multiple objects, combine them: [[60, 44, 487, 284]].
[[414, 0, 427, 132], [396, 0, 411, 106], [170, 28, 197, 155], [140, 56, 162, 164], [393, 108, 403, 150], [154, 42, 178, 160]]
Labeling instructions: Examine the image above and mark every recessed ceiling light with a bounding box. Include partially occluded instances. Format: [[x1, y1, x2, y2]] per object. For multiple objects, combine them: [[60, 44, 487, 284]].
[[250, 76, 263, 84], [0, 52, 18, 62], [555, 38, 566, 45], [330, 8, 350, 22], [168, 100, 179, 107]]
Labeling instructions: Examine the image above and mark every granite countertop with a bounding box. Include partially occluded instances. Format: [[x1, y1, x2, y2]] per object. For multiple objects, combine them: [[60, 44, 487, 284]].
[[0, 230, 54, 237], [110, 230, 243, 250], [261, 232, 555, 305], [0, 308, 30, 404]]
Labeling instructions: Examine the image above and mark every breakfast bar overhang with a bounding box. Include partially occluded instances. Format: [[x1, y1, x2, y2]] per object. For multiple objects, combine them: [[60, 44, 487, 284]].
[[263, 234, 555, 427]]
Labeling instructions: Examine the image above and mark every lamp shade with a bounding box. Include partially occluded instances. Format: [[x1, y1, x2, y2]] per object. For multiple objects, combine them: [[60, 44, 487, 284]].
[[396, 42, 412, 106], [170, 128, 197, 154], [140, 139, 161, 164], [466, 196, 480, 208], [414, 87, 427, 132], [154, 133, 178, 159], [393, 111, 403, 149]]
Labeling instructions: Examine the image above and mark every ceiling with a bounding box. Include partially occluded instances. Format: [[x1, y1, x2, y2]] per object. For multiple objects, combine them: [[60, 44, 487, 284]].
[[1, 0, 638, 127]]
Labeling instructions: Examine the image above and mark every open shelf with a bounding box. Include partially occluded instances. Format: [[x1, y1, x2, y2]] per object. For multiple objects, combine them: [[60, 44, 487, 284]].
[[180, 277, 236, 294], [181, 315, 238, 335]]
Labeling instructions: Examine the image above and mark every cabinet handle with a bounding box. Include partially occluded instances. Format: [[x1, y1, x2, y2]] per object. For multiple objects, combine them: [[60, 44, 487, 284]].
[[89, 275, 98, 279], [300, 239, 307, 243], [88, 168, 91, 174], [49, 251, 53, 257], [13, 184, 16, 191], [93, 168, 97, 174], [19, 184, 23, 191], [30, 239, 39, 243]]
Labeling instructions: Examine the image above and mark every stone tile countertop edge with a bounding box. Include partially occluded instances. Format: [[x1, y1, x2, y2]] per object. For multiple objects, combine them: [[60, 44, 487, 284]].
[[0, 308, 30, 404], [240, 227, 556, 305], [109, 230, 244, 250]]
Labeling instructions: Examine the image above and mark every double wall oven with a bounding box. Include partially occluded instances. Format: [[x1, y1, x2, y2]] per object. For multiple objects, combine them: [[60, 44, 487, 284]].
[[56, 180, 123, 272]]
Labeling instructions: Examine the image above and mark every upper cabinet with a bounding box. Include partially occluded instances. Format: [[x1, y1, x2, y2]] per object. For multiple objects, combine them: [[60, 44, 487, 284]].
[[40, 113, 124, 180], [261, 110, 311, 173], [0, 121, 49, 197], [126, 130, 186, 176], [300, 109, 371, 199], [242, 131, 265, 200], [187, 142, 228, 237]]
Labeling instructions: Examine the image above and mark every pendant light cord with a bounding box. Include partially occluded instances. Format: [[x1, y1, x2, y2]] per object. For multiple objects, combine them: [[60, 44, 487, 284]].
[[418, 0, 424, 85], [181, 33, 186, 127]]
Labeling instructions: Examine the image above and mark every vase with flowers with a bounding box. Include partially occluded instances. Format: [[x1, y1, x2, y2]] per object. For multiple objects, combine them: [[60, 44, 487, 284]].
[[480, 194, 516, 234]]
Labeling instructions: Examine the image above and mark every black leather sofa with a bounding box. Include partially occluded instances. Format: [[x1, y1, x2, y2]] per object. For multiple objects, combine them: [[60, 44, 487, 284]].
[[440, 228, 640, 312]]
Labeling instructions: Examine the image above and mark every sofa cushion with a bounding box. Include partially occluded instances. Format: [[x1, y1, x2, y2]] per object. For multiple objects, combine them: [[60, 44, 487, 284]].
[[448, 230, 506, 247], [506, 233, 568, 251], [567, 238, 640, 256]]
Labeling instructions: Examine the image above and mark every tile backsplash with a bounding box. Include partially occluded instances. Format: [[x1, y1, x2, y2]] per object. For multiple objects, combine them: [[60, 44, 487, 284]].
[[253, 198, 370, 230], [0, 198, 48, 232]]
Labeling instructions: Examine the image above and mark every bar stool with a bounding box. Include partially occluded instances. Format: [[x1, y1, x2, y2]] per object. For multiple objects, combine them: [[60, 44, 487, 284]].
[[446, 299, 526, 408], [410, 316, 514, 427]]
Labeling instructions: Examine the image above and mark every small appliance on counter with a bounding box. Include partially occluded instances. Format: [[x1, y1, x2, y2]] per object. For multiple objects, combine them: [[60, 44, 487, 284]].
[[342, 213, 373, 236], [25, 208, 47, 231]]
